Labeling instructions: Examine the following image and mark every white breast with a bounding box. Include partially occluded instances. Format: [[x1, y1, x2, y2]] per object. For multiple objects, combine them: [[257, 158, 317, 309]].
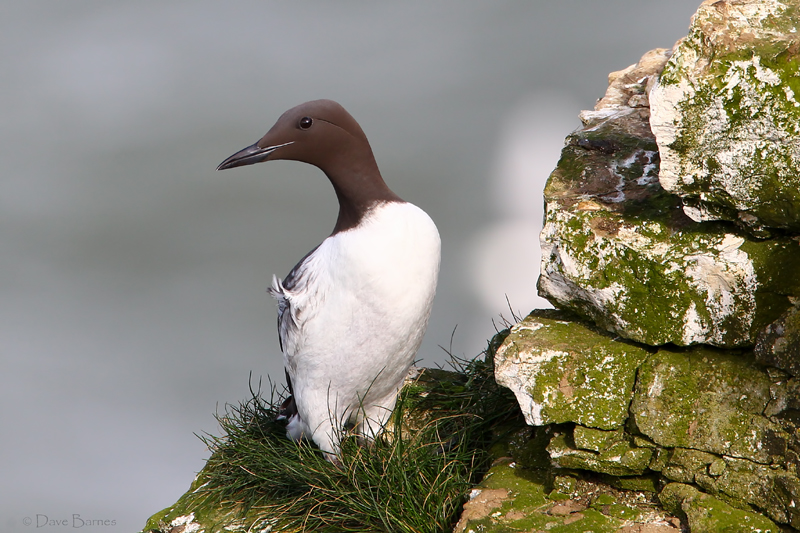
[[295, 202, 440, 366], [273, 201, 440, 452]]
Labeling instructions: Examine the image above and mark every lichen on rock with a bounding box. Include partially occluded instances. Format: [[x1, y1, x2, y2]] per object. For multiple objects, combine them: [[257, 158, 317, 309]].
[[470, 1, 800, 529], [494, 310, 650, 430], [659, 483, 781, 533], [493, 309, 800, 528], [547, 427, 653, 477], [538, 44, 800, 348], [756, 304, 800, 375], [453, 458, 681, 533], [630, 347, 788, 464], [650, 0, 800, 235]]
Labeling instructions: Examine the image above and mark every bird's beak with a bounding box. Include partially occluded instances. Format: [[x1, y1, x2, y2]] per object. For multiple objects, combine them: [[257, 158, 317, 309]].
[[216, 141, 294, 171]]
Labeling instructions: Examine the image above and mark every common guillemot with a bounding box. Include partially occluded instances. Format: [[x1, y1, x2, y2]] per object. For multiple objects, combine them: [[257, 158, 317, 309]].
[[217, 100, 441, 458]]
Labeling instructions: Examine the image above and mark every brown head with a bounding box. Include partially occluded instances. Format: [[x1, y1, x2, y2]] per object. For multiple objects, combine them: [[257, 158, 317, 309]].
[[217, 99, 401, 232]]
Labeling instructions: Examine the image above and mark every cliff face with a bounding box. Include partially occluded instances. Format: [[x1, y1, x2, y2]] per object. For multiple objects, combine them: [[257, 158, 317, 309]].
[[480, 1, 800, 531]]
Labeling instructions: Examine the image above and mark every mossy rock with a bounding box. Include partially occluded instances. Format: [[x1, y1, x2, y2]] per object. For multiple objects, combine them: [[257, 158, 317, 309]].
[[454, 460, 681, 533], [659, 448, 719, 485], [546, 427, 653, 477], [756, 305, 800, 376], [650, 0, 800, 234], [494, 310, 650, 430], [657, 448, 798, 524], [659, 483, 780, 533], [539, 36, 800, 348], [539, 100, 800, 348], [630, 346, 788, 464], [141, 467, 281, 533]]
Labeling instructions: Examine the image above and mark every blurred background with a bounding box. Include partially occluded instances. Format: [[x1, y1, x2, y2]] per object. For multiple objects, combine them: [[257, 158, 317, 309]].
[[1, 1, 700, 531]]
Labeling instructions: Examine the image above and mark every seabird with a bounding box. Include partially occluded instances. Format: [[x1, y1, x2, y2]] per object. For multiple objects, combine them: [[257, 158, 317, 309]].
[[217, 100, 441, 458]]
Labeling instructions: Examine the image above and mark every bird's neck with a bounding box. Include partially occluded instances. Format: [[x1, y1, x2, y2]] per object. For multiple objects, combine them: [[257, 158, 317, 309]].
[[324, 150, 402, 234]]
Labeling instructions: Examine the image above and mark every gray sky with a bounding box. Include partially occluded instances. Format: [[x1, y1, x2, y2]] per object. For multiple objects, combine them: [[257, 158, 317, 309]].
[[1, 2, 700, 531]]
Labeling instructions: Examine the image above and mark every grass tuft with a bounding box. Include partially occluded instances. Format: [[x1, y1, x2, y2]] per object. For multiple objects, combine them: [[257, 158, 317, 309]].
[[195, 343, 521, 533]]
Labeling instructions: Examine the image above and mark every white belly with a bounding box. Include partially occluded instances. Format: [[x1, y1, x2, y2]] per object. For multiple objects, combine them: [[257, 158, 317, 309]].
[[277, 201, 440, 451]]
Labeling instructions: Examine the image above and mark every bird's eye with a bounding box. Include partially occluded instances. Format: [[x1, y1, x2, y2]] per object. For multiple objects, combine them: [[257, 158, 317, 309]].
[[299, 117, 313, 130]]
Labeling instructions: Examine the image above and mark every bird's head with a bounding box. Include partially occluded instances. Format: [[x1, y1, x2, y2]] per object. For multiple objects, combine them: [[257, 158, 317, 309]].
[[216, 99, 373, 172], [217, 99, 399, 233]]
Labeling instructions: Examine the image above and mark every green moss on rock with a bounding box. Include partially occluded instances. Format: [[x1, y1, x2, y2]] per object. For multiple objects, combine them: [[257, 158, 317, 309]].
[[547, 429, 653, 477], [455, 460, 680, 533], [539, 71, 800, 348], [650, 0, 800, 234], [573, 426, 625, 453], [659, 483, 780, 533], [660, 448, 718, 485], [494, 310, 650, 430], [630, 346, 788, 464], [756, 305, 800, 376], [495, 316, 800, 527], [142, 467, 279, 533]]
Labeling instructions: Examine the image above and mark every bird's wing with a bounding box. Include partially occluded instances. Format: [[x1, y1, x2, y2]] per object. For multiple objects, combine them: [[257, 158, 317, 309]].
[[267, 245, 321, 358], [277, 369, 298, 421]]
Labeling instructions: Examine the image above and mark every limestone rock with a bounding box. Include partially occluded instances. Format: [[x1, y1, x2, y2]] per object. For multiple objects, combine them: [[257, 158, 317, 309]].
[[764, 374, 800, 419], [547, 428, 653, 477], [574, 425, 625, 453], [659, 483, 780, 533], [538, 50, 800, 348], [141, 467, 280, 533], [702, 457, 800, 526], [630, 347, 788, 464], [650, 0, 800, 235], [494, 310, 650, 430], [657, 449, 800, 525], [756, 304, 800, 375], [659, 448, 718, 485], [595, 48, 672, 112], [505, 0, 800, 527], [494, 315, 800, 527], [454, 459, 681, 533]]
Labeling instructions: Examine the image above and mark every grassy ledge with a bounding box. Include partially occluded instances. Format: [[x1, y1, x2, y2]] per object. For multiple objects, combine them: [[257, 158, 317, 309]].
[[143, 334, 523, 533]]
